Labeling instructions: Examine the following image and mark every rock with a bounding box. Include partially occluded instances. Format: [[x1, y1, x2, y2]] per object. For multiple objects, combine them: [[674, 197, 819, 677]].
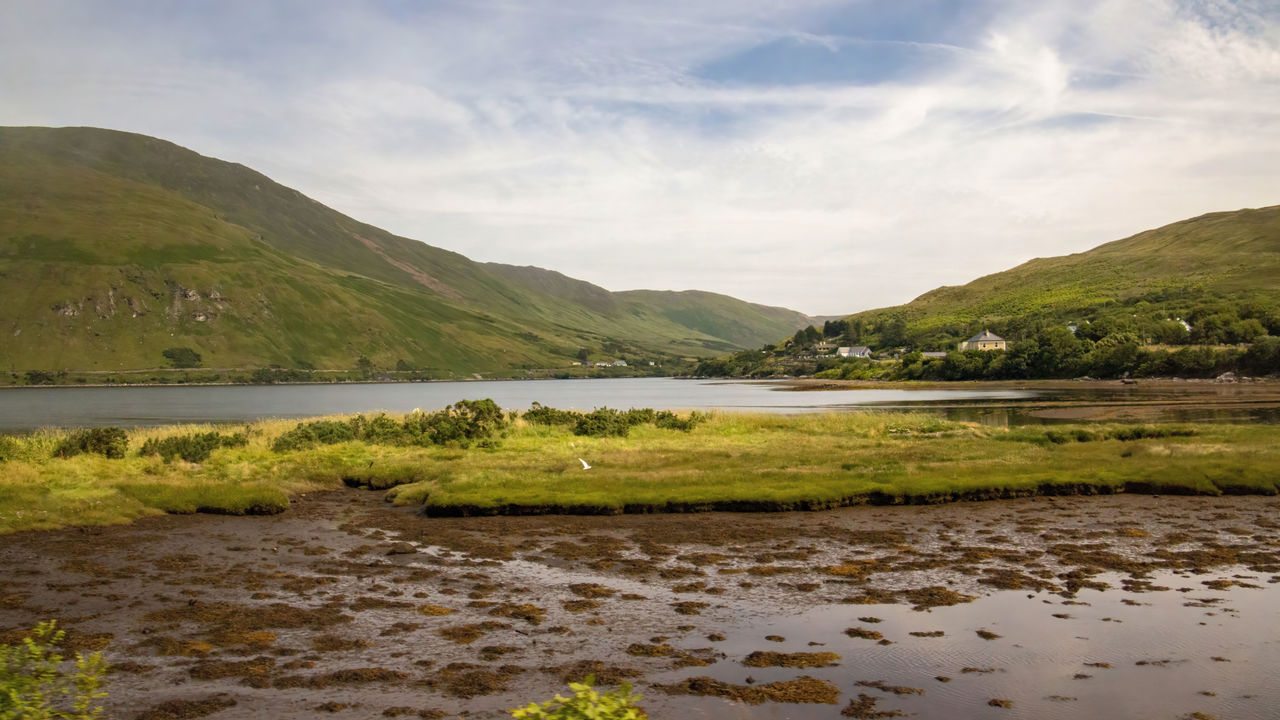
[[1215, 372, 1237, 383], [385, 542, 417, 555]]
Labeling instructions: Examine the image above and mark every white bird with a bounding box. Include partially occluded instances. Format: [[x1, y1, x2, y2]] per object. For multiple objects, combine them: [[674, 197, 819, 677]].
[[578, 457, 592, 470]]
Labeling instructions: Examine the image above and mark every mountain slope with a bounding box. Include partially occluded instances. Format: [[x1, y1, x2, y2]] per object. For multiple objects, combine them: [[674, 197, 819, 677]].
[[0, 126, 816, 374], [841, 205, 1280, 347]]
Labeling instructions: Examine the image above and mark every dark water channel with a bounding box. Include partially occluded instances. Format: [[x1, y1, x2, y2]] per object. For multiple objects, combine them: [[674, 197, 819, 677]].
[[2, 377, 1278, 430]]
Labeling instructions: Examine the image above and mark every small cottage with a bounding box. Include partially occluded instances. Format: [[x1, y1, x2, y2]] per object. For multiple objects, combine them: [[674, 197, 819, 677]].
[[837, 346, 872, 359], [959, 330, 1007, 351]]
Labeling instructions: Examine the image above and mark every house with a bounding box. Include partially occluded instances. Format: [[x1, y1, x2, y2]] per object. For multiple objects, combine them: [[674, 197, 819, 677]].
[[612, 360, 628, 367], [959, 330, 1007, 351], [813, 342, 837, 353], [921, 351, 948, 359], [837, 346, 872, 359]]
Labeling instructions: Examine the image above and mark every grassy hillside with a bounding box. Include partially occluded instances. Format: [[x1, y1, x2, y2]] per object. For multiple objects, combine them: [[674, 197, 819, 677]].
[[0, 127, 815, 377], [839, 205, 1280, 350]]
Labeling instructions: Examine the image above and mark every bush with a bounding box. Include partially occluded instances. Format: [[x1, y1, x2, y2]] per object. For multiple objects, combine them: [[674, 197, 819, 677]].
[[0, 620, 109, 720], [272, 400, 511, 453], [654, 410, 707, 432], [140, 431, 248, 463], [54, 428, 128, 460], [511, 677, 645, 719], [271, 420, 356, 453], [401, 399, 507, 447], [24, 370, 56, 386], [161, 347, 202, 368], [523, 402, 581, 426], [0, 436, 17, 463], [348, 413, 407, 444], [573, 408, 632, 438]]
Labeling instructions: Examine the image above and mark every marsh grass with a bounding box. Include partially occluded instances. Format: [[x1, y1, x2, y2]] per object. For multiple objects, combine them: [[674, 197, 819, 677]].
[[2, 410, 1278, 533]]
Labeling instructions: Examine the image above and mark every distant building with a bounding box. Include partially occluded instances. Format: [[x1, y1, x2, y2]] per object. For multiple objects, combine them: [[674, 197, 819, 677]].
[[612, 360, 628, 367], [813, 342, 837, 353], [837, 346, 872, 358], [959, 330, 1007, 351], [921, 351, 948, 359]]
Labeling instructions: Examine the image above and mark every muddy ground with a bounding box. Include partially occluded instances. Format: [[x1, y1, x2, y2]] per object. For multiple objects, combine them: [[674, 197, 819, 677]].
[[2, 490, 1278, 719]]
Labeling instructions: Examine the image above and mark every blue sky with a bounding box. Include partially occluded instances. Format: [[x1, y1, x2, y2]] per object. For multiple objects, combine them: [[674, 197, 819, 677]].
[[4, 0, 1280, 314]]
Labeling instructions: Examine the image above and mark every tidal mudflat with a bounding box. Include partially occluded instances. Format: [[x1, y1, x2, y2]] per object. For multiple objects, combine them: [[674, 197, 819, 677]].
[[2, 490, 1276, 719]]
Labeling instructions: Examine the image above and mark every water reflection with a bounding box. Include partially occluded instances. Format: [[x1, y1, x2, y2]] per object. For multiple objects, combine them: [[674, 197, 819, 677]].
[[0, 377, 1278, 430]]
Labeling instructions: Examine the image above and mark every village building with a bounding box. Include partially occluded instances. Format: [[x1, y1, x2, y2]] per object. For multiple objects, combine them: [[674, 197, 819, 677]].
[[837, 346, 872, 358], [921, 351, 948, 359], [959, 330, 1007, 351]]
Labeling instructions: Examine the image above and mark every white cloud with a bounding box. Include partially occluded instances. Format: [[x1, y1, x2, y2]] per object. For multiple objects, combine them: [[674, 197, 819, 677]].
[[2, 0, 1279, 315]]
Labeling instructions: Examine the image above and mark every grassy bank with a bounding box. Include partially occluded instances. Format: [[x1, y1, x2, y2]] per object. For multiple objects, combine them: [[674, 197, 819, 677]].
[[2, 410, 1279, 533]]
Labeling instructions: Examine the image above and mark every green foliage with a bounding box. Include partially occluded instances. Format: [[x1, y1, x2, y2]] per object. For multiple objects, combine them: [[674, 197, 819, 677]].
[[0, 620, 108, 720], [523, 402, 581, 426], [271, 420, 357, 452], [654, 410, 707, 432], [400, 399, 508, 448], [160, 347, 202, 368], [24, 371, 56, 386], [573, 409, 634, 438], [0, 436, 17, 463], [54, 428, 128, 460], [510, 678, 645, 720], [271, 400, 509, 452], [139, 431, 248, 463]]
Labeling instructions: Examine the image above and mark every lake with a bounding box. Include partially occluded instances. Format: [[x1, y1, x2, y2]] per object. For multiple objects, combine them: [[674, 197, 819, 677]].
[[1, 377, 1277, 430]]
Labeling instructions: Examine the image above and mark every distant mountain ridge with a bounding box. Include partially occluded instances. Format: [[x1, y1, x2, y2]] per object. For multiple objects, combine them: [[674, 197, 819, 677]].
[[0, 126, 817, 375]]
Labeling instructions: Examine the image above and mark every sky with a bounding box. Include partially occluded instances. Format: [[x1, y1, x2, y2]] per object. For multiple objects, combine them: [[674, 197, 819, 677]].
[[3, 0, 1280, 316]]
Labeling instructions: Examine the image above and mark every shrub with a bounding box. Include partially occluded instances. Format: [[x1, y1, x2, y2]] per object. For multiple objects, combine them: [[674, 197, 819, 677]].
[[140, 431, 248, 463], [510, 677, 645, 720], [654, 410, 707, 432], [0, 620, 109, 720], [573, 408, 632, 438], [401, 399, 508, 448], [0, 436, 17, 463], [348, 413, 407, 444], [54, 428, 128, 460], [620, 408, 656, 426], [271, 420, 356, 452], [523, 402, 581, 426], [161, 347, 202, 368], [24, 371, 56, 386]]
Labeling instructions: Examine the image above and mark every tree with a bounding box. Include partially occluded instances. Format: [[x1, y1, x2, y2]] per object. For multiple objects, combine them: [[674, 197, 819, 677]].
[[880, 318, 908, 348], [355, 356, 375, 378], [577, 348, 590, 363], [0, 621, 109, 720]]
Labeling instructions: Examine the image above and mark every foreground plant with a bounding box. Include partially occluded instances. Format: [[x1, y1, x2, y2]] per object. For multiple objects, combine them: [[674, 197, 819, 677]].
[[0, 621, 109, 720], [510, 677, 646, 720]]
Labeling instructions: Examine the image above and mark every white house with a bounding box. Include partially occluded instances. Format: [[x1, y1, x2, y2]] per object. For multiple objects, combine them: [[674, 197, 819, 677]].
[[837, 346, 872, 358]]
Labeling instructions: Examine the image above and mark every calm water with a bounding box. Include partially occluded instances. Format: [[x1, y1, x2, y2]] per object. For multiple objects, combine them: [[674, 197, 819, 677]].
[[0, 377, 1276, 430], [0, 378, 1034, 430]]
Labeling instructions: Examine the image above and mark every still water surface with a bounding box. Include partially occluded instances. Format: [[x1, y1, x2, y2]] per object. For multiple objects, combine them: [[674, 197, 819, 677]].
[[0, 378, 1031, 430], [1, 377, 1277, 430]]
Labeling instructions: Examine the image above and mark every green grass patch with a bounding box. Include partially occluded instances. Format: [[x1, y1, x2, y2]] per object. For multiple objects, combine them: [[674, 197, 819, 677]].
[[2, 408, 1278, 533]]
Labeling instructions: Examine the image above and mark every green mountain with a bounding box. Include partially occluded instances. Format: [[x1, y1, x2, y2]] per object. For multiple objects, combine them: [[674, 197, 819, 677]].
[[837, 205, 1280, 349], [0, 126, 816, 376]]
